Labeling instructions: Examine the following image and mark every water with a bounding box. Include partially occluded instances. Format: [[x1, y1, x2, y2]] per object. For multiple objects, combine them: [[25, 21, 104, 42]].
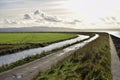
[[0, 35, 90, 66], [63, 34, 99, 52], [81, 30, 120, 38], [97, 31, 120, 38], [107, 31, 120, 38]]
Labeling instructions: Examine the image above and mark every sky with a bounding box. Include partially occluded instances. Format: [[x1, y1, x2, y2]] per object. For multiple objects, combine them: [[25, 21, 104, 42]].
[[0, 0, 120, 29]]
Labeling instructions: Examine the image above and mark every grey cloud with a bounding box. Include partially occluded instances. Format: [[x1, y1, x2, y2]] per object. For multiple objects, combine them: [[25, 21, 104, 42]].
[[33, 10, 82, 24], [64, 19, 82, 24], [117, 22, 120, 25], [111, 17, 117, 21], [34, 10, 40, 15], [1, 9, 82, 27], [43, 16, 62, 22], [99, 16, 120, 25], [24, 14, 32, 19], [33, 10, 62, 22], [4, 19, 18, 24]]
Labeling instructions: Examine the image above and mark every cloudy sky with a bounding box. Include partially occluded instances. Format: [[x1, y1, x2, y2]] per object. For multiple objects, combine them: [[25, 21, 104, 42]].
[[0, 0, 120, 29]]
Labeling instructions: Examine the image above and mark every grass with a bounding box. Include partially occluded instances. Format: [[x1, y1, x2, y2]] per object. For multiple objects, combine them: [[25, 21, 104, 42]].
[[0, 33, 77, 44], [34, 33, 112, 80], [0, 33, 93, 73], [0, 33, 77, 56]]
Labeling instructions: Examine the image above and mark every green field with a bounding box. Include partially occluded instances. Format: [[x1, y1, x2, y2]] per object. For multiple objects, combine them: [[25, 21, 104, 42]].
[[0, 33, 77, 56], [35, 33, 112, 80], [0, 33, 77, 44], [0, 35, 92, 73]]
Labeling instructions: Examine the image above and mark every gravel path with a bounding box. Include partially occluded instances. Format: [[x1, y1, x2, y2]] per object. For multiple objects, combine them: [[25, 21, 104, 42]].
[[110, 36, 120, 80]]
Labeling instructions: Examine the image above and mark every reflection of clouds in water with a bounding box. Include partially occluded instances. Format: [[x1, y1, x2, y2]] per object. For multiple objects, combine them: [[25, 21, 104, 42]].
[[0, 34, 90, 66]]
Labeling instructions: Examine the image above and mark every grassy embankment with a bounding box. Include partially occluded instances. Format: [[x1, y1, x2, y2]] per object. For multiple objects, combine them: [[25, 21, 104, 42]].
[[0, 33, 77, 56], [35, 33, 112, 80]]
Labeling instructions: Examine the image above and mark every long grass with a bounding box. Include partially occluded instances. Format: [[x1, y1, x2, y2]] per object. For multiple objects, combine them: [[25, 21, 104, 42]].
[[35, 33, 112, 80]]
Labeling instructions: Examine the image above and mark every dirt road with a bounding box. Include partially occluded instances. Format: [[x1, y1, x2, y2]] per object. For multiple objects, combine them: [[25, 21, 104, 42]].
[[0, 50, 75, 80], [110, 36, 120, 80]]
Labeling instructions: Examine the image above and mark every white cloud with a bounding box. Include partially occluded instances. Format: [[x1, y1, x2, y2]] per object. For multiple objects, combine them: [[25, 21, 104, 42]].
[[0, 9, 120, 29], [0, 10, 82, 28]]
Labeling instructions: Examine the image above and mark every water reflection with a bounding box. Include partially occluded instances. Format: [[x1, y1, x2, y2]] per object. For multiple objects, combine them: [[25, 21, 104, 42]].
[[107, 31, 120, 38], [0, 35, 90, 66]]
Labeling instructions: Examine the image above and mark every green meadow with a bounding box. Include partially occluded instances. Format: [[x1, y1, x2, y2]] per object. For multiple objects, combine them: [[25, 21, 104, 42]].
[[0, 33, 77, 44], [0, 33, 77, 56]]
